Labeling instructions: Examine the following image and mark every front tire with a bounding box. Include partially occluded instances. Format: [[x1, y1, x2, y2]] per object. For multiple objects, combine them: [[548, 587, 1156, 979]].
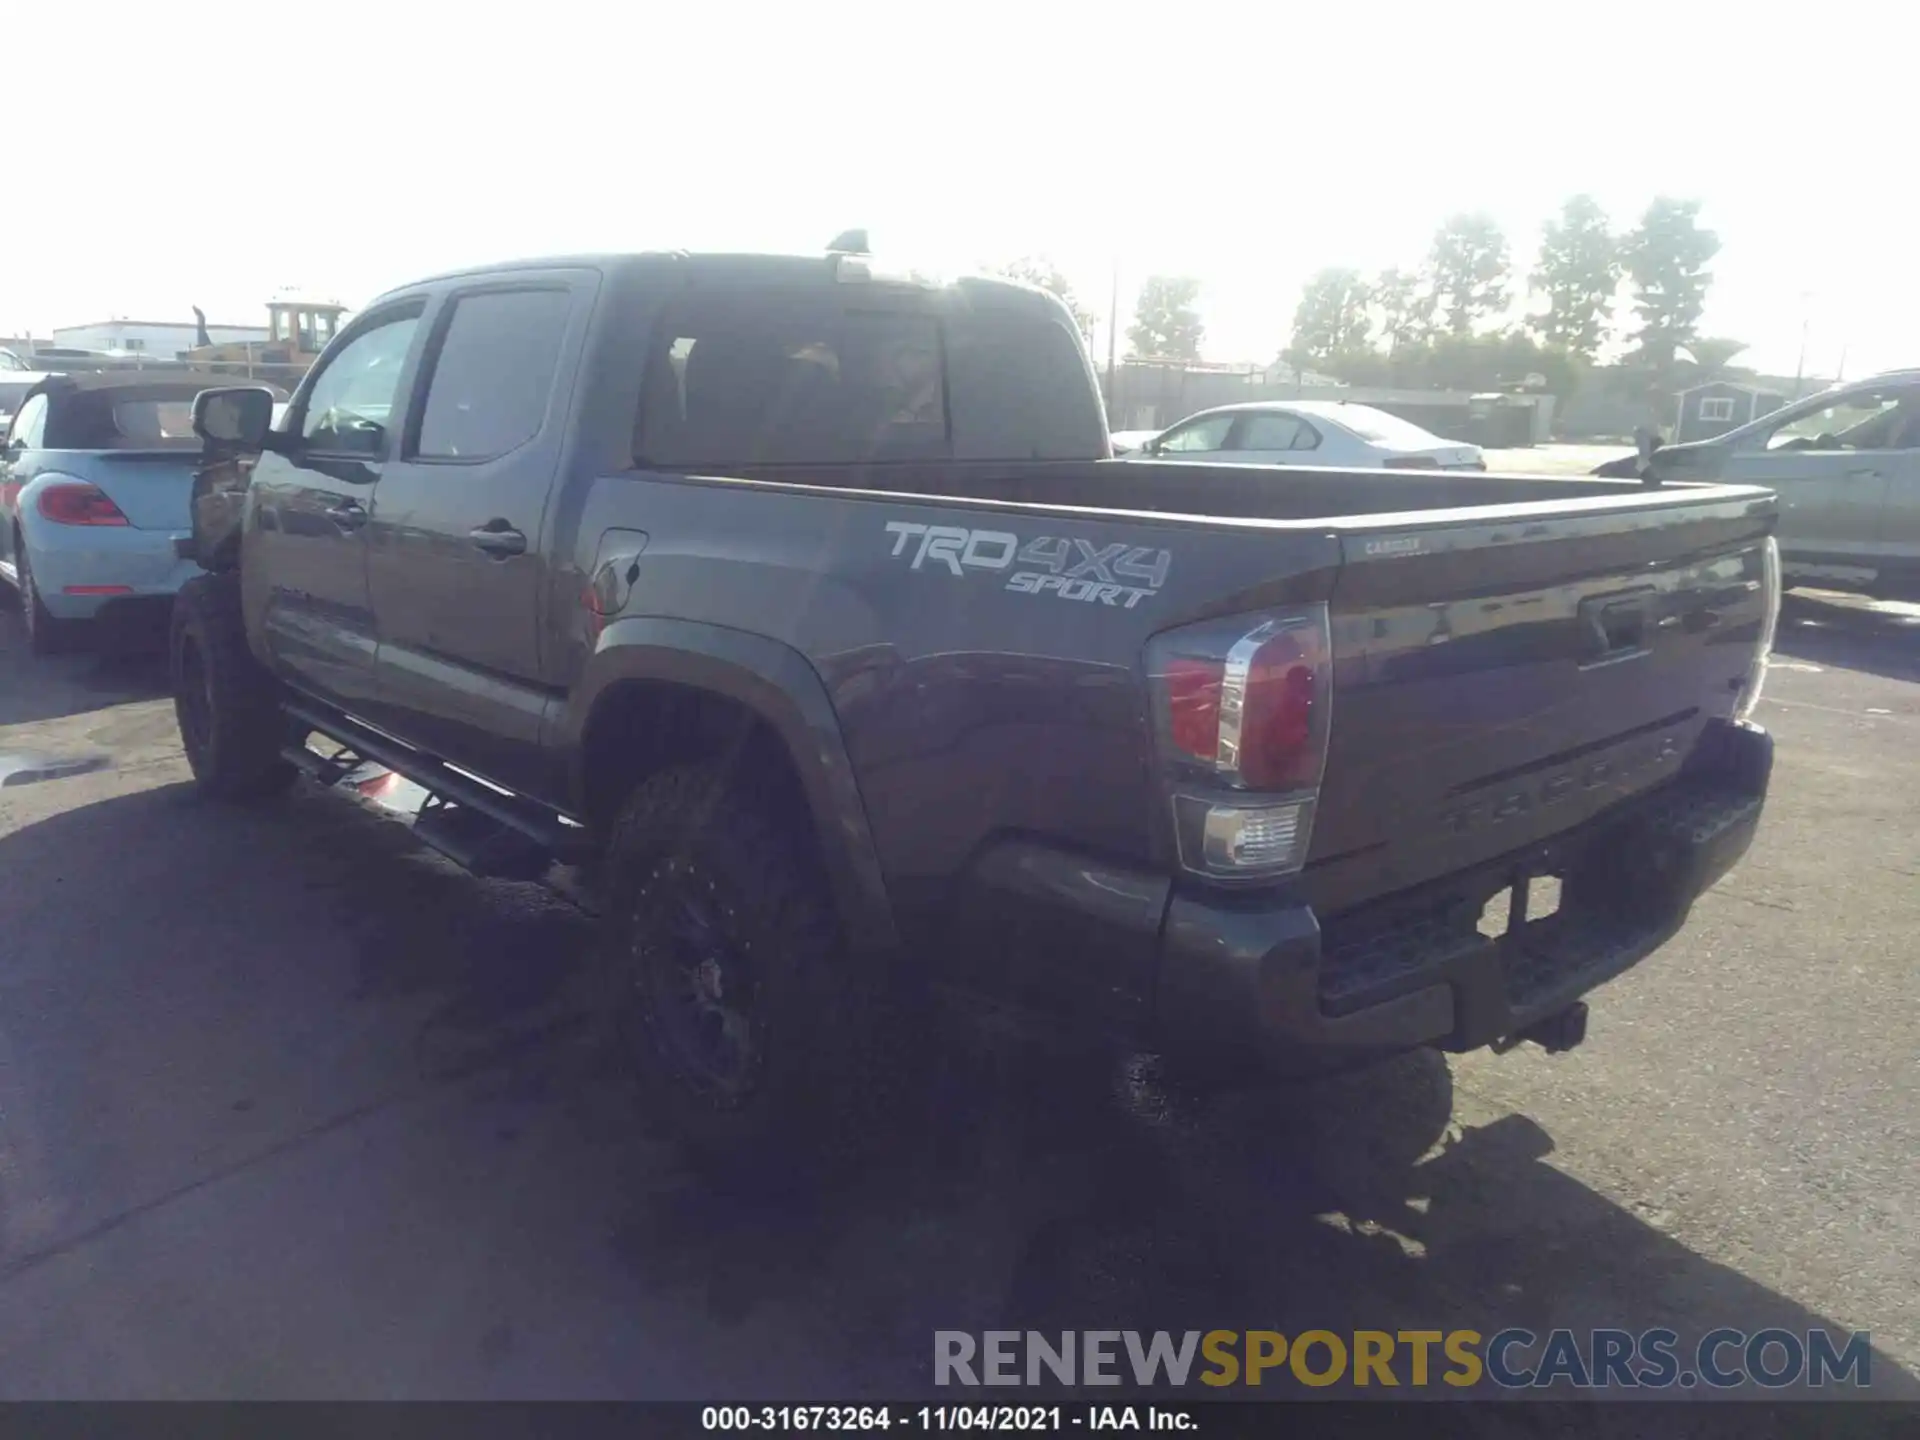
[[601, 763, 892, 1182], [170, 572, 296, 800]]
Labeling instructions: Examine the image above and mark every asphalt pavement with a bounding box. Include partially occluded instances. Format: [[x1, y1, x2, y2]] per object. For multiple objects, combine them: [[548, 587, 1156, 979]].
[[0, 592, 1915, 1425]]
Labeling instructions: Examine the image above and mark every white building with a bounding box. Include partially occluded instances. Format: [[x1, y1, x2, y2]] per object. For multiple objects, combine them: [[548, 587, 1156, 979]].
[[50, 318, 267, 358]]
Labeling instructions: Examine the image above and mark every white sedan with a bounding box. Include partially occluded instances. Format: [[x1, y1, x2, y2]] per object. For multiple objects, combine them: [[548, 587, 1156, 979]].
[[1126, 401, 1485, 470]]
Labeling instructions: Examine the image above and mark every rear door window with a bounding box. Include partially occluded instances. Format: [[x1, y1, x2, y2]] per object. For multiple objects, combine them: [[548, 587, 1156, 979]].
[[1156, 413, 1235, 453], [1236, 413, 1306, 450], [636, 294, 948, 468], [414, 288, 572, 461]]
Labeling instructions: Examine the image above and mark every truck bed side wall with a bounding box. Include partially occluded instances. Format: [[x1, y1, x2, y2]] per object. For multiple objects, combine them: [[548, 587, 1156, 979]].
[[550, 470, 1343, 1027]]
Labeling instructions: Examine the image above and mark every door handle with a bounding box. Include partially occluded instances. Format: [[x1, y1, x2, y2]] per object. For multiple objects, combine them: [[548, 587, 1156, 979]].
[[1846, 468, 1883, 481], [325, 499, 367, 531], [469, 521, 527, 558]]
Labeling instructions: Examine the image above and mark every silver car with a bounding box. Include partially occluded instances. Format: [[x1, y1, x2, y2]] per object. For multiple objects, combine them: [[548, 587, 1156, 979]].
[[1629, 369, 1920, 601]]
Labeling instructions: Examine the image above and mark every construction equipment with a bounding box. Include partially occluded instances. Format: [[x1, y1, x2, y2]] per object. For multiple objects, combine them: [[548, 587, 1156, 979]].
[[181, 293, 348, 388]]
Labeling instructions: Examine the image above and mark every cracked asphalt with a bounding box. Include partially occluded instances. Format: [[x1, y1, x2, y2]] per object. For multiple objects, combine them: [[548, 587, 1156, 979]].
[[0, 591, 1915, 1430]]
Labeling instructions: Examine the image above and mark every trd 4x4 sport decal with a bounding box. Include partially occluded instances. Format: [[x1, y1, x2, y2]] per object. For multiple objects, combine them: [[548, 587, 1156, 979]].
[[884, 521, 1172, 609]]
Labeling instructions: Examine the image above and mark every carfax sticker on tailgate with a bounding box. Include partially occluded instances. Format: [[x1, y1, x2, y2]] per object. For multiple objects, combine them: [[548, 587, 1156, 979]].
[[884, 521, 1171, 608]]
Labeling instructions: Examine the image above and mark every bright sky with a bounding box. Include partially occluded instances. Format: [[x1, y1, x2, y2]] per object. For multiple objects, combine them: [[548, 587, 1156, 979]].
[[7, 1, 1914, 380]]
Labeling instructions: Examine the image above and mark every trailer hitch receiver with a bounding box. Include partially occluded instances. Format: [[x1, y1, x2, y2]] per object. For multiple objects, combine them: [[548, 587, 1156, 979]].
[[1491, 1000, 1589, 1056]]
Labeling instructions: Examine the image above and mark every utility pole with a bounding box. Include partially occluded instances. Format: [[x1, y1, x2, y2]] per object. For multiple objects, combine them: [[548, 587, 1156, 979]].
[[1105, 260, 1121, 416], [1791, 291, 1812, 398]]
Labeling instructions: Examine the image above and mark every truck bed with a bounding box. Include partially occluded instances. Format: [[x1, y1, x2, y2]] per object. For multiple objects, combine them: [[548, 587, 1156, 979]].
[[664, 456, 1676, 523], [572, 461, 1774, 1020]]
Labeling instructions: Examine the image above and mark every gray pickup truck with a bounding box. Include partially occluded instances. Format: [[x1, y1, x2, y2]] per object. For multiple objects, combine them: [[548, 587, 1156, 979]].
[[172, 245, 1781, 1173]]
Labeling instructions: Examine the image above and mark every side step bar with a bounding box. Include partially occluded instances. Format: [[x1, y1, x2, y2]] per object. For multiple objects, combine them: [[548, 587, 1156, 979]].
[[280, 698, 589, 880]]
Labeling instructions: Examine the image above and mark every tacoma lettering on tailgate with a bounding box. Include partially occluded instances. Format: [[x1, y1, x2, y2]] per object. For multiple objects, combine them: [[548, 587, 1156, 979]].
[[883, 521, 1171, 608], [1439, 731, 1683, 837]]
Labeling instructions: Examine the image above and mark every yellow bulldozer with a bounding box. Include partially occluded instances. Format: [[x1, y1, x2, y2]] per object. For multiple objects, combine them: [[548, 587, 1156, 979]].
[[182, 294, 348, 389]]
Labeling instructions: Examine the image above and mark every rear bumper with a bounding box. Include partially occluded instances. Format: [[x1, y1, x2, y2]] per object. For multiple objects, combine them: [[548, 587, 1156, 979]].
[[20, 526, 199, 619], [1150, 717, 1773, 1073]]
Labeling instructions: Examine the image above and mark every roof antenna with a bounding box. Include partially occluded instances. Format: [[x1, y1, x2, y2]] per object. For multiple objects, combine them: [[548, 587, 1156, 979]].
[[827, 228, 870, 255]]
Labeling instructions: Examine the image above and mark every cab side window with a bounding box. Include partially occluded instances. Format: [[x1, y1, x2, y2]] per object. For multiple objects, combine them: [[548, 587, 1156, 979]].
[[299, 311, 423, 457]]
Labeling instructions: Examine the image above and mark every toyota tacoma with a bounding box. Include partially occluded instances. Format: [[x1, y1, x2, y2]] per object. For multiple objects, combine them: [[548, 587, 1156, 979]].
[[170, 243, 1782, 1170]]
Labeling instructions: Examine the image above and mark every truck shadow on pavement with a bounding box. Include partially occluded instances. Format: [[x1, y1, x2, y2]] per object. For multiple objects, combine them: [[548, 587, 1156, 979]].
[[0, 778, 1913, 1420], [1774, 593, 1920, 685]]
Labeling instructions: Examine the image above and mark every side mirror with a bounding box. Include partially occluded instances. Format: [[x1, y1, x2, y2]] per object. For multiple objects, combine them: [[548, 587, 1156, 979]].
[[194, 386, 278, 453], [1143, 437, 1164, 457]]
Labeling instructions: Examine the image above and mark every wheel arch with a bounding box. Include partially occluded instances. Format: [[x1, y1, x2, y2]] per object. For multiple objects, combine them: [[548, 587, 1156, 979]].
[[561, 618, 897, 956]]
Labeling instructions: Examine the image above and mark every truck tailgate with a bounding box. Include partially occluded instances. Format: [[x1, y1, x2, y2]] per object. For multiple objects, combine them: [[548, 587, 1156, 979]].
[[1306, 492, 1774, 917]]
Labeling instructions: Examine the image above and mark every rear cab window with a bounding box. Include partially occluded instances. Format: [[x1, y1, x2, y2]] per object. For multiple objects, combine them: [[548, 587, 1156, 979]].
[[637, 293, 948, 468], [944, 307, 1104, 460], [633, 283, 1104, 469]]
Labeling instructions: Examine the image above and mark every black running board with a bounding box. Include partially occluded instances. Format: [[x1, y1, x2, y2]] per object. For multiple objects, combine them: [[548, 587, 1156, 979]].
[[410, 797, 555, 881], [279, 698, 589, 878]]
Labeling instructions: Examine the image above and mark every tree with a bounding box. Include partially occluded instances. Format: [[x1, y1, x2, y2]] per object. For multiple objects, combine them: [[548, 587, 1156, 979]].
[[1127, 275, 1204, 361], [1620, 197, 1720, 373], [1531, 194, 1619, 362], [1282, 267, 1373, 372], [992, 255, 1096, 340], [1427, 213, 1511, 337], [1324, 330, 1579, 401], [1372, 267, 1427, 353]]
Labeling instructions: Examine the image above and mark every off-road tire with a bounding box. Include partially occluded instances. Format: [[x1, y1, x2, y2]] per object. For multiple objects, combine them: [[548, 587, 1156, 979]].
[[601, 762, 894, 1184], [13, 536, 84, 657], [170, 572, 296, 800]]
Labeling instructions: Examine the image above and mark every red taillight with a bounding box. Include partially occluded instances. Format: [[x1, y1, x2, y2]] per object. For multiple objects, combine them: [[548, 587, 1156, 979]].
[[37, 483, 130, 526], [1148, 608, 1333, 879], [1164, 657, 1224, 761], [1239, 631, 1320, 788], [1154, 616, 1329, 790]]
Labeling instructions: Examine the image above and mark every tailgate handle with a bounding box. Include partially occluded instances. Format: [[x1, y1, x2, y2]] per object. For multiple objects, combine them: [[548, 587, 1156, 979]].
[[1579, 587, 1656, 665]]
